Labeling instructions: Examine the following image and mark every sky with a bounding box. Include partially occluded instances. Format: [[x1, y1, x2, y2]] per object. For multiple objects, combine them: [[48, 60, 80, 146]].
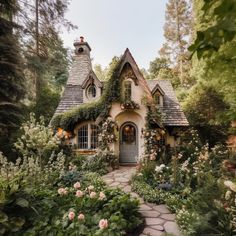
[[61, 0, 168, 70]]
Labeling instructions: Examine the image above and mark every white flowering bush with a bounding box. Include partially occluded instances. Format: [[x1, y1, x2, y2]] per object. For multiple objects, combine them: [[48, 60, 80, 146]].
[[15, 113, 61, 163], [176, 208, 200, 235]]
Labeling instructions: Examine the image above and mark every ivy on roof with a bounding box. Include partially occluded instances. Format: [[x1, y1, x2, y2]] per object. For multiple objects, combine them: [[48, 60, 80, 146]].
[[51, 59, 122, 131]]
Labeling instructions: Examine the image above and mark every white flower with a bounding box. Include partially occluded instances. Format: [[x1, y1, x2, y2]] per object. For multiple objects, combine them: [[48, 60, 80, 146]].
[[160, 164, 165, 168], [224, 180, 236, 192], [225, 190, 232, 200], [155, 166, 162, 173]]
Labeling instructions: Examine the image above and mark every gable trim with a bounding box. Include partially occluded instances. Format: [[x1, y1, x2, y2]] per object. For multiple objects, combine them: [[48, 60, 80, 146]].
[[81, 70, 103, 89]]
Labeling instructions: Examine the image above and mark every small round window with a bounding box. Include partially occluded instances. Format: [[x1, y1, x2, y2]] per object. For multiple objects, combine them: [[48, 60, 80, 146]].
[[87, 84, 96, 99]]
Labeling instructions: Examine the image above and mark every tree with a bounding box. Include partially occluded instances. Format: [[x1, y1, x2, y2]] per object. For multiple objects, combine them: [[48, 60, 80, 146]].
[[148, 57, 170, 79], [0, 0, 25, 155], [18, 0, 75, 108], [160, 0, 192, 85], [186, 0, 236, 132], [94, 64, 106, 81]]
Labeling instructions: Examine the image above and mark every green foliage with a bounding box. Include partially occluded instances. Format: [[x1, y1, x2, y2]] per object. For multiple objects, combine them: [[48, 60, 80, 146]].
[[24, 179, 141, 235], [190, 0, 236, 57], [184, 83, 229, 145], [0, 2, 25, 155], [51, 58, 122, 131], [148, 57, 170, 79], [131, 175, 171, 204], [71, 151, 118, 176]]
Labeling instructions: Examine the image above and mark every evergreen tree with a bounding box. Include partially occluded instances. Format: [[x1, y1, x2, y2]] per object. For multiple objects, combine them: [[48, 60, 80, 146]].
[[0, 0, 25, 154], [160, 0, 192, 85], [17, 0, 74, 119]]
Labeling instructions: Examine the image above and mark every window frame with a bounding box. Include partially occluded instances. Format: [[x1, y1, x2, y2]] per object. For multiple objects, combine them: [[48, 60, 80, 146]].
[[124, 80, 132, 101], [86, 84, 97, 99], [77, 123, 99, 150]]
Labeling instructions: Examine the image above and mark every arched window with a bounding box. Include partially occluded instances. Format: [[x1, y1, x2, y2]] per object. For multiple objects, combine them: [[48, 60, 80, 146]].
[[86, 84, 96, 99], [78, 124, 99, 149]]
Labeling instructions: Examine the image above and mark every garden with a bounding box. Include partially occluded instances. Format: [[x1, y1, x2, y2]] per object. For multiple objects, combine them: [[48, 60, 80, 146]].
[[131, 129, 236, 235], [0, 115, 142, 236]]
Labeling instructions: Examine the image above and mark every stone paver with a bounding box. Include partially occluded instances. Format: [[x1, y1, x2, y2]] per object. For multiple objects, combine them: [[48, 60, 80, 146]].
[[102, 166, 181, 236]]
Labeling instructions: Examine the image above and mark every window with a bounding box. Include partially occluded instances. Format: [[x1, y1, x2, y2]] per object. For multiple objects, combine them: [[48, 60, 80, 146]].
[[78, 125, 88, 149], [78, 124, 99, 149], [87, 84, 96, 99], [90, 124, 99, 149], [122, 124, 136, 144], [154, 93, 161, 105], [124, 81, 132, 101]]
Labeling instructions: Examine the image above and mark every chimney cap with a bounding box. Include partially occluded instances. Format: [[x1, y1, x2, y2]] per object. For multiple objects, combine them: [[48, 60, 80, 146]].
[[80, 36, 84, 42], [73, 36, 91, 51]]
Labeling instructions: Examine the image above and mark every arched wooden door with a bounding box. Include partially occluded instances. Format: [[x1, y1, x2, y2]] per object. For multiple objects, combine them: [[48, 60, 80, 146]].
[[119, 122, 138, 163]]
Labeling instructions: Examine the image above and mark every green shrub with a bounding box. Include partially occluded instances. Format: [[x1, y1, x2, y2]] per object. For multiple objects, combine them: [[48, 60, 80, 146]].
[[131, 176, 170, 204], [25, 180, 142, 235]]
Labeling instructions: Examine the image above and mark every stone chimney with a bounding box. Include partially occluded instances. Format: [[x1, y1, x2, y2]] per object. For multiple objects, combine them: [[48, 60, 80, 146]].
[[73, 36, 91, 57]]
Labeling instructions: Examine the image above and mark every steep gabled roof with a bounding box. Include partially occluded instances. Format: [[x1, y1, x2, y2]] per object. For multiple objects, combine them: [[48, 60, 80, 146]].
[[118, 48, 153, 102], [146, 79, 189, 126], [81, 70, 103, 89]]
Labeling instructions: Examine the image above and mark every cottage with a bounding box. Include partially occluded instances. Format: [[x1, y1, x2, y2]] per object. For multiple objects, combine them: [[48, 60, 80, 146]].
[[52, 37, 189, 163]]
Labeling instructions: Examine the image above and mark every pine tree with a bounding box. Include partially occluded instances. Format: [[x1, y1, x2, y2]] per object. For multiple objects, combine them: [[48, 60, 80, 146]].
[[17, 0, 75, 107], [160, 0, 192, 85], [0, 0, 25, 153]]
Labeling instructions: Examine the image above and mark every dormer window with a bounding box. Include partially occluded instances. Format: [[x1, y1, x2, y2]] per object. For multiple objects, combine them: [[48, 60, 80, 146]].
[[124, 81, 132, 101], [154, 92, 163, 106], [86, 84, 96, 99]]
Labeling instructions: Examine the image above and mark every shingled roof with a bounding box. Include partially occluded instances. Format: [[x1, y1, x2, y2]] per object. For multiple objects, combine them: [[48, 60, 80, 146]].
[[55, 38, 94, 114], [146, 79, 189, 126], [54, 38, 188, 127]]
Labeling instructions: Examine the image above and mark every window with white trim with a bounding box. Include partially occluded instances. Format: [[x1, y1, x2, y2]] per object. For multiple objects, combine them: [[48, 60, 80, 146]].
[[78, 124, 99, 149]]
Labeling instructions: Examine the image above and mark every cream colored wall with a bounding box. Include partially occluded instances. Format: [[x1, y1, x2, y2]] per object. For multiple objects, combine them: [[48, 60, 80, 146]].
[[108, 78, 147, 160]]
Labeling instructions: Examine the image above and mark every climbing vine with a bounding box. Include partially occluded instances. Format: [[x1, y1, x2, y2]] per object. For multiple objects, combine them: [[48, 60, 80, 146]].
[[51, 59, 122, 131], [141, 105, 166, 162]]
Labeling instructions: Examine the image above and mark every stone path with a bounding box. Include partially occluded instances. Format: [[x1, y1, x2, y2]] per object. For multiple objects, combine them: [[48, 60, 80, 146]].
[[102, 166, 181, 236]]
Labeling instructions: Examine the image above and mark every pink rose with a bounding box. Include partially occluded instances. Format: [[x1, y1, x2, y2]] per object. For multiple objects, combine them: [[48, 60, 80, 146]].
[[68, 211, 75, 220], [73, 182, 81, 189], [90, 191, 96, 198], [99, 192, 106, 200], [58, 188, 68, 195], [99, 219, 108, 229], [78, 213, 85, 220], [75, 190, 83, 197]]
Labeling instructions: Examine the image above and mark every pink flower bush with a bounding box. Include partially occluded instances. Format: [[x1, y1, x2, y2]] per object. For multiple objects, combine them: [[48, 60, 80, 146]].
[[99, 219, 108, 229], [78, 213, 85, 220], [75, 190, 83, 197], [99, 192, 106, 200], [58, 187, 68, 195], [68, 211, 75, 220], [73, 182, 81, 189], [90, 191, 96, 198]]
